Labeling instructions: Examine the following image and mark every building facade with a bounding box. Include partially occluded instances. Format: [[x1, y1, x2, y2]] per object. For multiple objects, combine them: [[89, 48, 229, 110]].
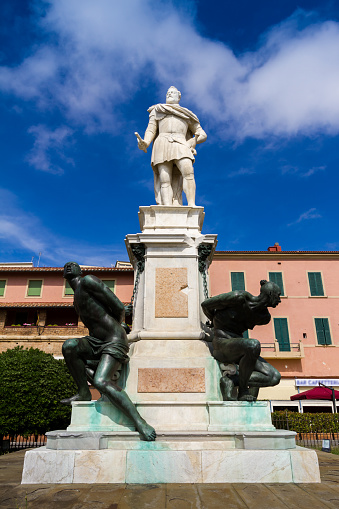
[[1, 244, 338, 411], [0, 264, 134, 357], [210, 245, 339, 411]]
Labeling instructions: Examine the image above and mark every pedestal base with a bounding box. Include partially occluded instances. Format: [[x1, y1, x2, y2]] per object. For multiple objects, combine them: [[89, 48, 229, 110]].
[[66, 400, 276, 432], [22, 441, 320, 484], [21, 401, 321, 484]]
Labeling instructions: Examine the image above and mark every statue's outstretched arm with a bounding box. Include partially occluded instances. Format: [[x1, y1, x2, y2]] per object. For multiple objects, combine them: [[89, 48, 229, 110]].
[[202, 291, 248, 320], [82, 275, 125, 323], [135, 111, 157, 152]]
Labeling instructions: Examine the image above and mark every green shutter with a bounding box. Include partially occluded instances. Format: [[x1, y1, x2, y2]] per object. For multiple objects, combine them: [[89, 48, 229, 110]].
[[65, 280, 74, 295], [103, 280, 115, 292], [242, 330, 249, 339], [315, 318, 332, 345], [274, 318, 291, 352], [27, 280, 42, 297], [268, 272, 284, 296], [308, 272, 324, 296], [0, 280, 6, 297], [231, 272, 245, 291]]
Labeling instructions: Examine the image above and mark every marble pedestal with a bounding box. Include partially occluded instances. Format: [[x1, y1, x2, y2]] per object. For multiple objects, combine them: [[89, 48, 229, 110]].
[[125, 206, 217, 340], [21, 205, 321, 484], [21, 397, 320, 484], [22, 426, 320, 484]]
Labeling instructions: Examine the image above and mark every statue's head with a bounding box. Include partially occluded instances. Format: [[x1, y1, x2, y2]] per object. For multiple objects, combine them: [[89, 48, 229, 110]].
[[63, 261, 82, 279], [259, 280, 281, 308], [166, 86, 181, 105]]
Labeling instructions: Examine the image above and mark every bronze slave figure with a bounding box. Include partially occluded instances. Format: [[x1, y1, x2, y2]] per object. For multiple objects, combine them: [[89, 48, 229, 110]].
[[201, 280, 282, 402], [61, 261, 156, 441]]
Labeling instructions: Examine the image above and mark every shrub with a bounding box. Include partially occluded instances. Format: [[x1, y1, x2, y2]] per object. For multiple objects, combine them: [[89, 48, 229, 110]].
[[0, 346, 77, 436], [272, 410, 339, 433]]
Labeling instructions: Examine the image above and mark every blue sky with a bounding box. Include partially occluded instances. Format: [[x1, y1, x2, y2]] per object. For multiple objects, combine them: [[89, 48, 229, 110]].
[[0, 0, 339, 266]]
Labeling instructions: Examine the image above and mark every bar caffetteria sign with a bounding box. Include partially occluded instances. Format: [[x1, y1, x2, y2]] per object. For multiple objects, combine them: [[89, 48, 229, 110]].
[[296, 379, 339, 386]]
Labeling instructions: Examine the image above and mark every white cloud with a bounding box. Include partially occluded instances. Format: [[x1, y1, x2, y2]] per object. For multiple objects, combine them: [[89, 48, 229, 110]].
[[281, 164, 326, 177], [325, 242, 339, 250], [301, 165, 326, 177], [287, 207, 322, 227], [228, 167, 255, 178], [26, 125, 74, 174], [0, 3, 339, 140], [0, 218, 45, 253], [0, 187, 126, 265]]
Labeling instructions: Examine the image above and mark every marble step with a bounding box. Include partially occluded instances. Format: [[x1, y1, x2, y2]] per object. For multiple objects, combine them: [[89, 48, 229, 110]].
[[46, 429, 297, 451]]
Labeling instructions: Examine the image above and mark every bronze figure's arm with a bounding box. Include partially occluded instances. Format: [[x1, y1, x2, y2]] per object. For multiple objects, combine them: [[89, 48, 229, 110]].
[[202, 291, 247, 320], [82, 275, 125, 323]]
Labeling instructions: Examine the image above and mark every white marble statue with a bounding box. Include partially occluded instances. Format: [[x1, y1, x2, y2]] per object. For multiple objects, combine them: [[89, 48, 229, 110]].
[[135, 86, 207, 207]]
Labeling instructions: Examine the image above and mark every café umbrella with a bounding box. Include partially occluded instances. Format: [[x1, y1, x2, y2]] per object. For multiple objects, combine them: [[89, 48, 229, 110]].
[[291, 386, 339, 412]]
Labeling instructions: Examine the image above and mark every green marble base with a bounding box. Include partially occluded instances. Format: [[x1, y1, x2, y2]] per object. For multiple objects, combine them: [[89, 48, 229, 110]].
[[67, 400, 275, 433]]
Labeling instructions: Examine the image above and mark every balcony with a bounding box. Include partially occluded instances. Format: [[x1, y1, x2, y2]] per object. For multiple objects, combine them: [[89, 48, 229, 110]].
[[260, 340, 304, 359]]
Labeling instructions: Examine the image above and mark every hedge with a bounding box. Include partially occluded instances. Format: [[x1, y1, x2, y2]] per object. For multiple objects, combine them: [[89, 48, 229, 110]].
[[272, 410, 339, 433], [0, 346, 77, 436]]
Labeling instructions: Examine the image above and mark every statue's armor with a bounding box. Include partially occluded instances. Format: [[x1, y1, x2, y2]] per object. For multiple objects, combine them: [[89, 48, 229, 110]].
[[144, 107, 205, 167], [158, 115, 190, 135]]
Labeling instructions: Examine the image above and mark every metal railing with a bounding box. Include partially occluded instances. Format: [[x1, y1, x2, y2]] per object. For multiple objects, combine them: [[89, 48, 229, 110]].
[[261, 340, 304, 358], [0, 434, 46, 454], [272, 411, 339, 450]]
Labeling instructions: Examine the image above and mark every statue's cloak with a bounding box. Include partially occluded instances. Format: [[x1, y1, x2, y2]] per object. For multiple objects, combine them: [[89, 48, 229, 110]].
[[147, 103, 200, 124]]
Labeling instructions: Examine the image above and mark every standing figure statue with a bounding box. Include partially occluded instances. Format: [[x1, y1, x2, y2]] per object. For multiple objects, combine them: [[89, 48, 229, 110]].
[[135, 86, 207, 207], [201, 280, 282, 402], [61, 262, 156, 441]]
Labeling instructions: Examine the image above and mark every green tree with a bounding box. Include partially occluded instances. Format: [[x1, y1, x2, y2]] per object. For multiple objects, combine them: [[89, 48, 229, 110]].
[[0, 346, 77, 436]]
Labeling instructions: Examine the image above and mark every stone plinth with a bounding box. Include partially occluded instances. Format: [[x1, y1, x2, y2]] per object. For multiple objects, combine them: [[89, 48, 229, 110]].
[[21, 205, 321, 486], [125, 206, 217, 338], [124, 339, 222, 403], [22, 436, 320, 484], [138, 205, 204, 234], [66, 400, 275, 433]]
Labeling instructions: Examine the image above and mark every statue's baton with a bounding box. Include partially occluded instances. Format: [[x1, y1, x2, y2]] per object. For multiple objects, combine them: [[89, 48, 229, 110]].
[[135, 132, 147, 153]]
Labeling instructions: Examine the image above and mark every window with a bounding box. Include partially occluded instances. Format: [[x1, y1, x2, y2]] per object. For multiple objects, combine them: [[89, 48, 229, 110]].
[[315, 318, 332, 345], [0, 280, 6, 297], [64, 280, 74, 296], [268, 272, 285, 296], [102, 280, 115, 292], [5, 309, 37, 326], [274, 318, 291, 352], [27, 280, 42, 297], [231, 272, 245, 291], [308, 272, 324, 296], [242, 330, 249, 339], [45, 308, 78, 327]]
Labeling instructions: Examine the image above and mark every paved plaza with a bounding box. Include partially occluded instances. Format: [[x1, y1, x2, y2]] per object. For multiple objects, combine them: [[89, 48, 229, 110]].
[[1, 448, 339, 508]]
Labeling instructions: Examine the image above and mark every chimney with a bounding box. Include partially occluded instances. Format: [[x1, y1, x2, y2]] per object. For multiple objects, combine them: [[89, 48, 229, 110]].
[[268, 242, 282, 252]]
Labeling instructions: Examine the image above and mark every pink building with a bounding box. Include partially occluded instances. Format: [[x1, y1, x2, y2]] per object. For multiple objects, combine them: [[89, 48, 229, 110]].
[[210, 244, 339, 410], [0, 263, 134, 357], [1, 244, 338, 411]]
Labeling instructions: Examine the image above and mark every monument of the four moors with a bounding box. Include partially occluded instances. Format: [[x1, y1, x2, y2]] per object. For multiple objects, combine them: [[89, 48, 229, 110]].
[[22, 87, 320, 483]]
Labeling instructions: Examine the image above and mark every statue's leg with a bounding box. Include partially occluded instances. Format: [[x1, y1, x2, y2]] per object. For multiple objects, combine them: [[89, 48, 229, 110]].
[[94, 354, 156, 441], [213, 337, 261, 401], [248, 357, 281, 388], [153, 167, 162, 205], [158, 162, 173, 205], [176, 158, 196, 207], [171, 165, 183, 206], [248, 387, 260, 400], [61, 337, 93, 404], [220, 375, 237, 401]]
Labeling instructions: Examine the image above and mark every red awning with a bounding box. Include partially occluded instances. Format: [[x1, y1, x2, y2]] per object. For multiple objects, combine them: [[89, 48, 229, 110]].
[[291, 386, 339, 400]]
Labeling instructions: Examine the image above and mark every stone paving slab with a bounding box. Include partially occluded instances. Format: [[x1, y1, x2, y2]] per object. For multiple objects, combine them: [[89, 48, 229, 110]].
[[1, 449, 339, 508]]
